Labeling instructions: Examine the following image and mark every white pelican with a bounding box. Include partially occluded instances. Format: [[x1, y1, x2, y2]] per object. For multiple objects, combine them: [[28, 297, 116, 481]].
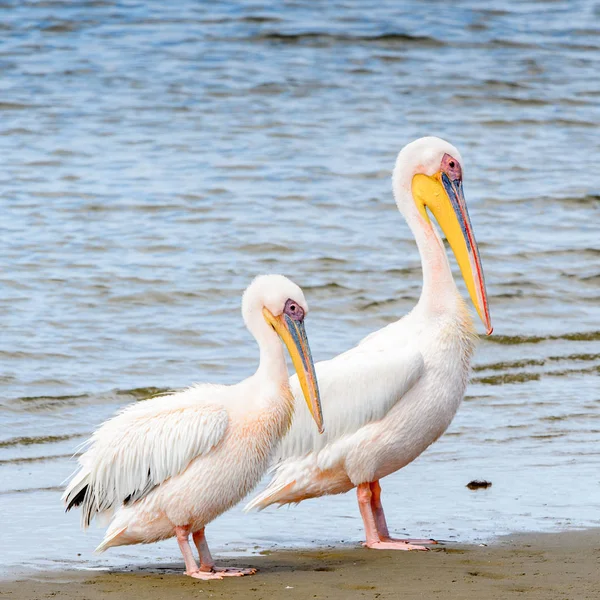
[[63, 274, 323, 579], [246, 137, 492, 551]]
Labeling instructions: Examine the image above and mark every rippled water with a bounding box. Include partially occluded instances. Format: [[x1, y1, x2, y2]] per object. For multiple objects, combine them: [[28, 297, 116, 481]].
[[1, 0, 599, 575]]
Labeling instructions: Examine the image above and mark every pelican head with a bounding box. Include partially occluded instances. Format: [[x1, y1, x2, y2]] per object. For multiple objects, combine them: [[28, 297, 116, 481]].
[[242, 274, 323, 432], [393, 137, 492, 335]]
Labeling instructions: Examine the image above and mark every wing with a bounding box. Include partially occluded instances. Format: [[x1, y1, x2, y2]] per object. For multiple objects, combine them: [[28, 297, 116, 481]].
[[271, 343, 425, 464], [63, 385, 229, 527]]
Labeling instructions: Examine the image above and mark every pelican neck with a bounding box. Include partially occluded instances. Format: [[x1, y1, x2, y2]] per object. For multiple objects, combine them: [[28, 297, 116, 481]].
[[255, 325, 289, 385], [400, 190, 461, 318]]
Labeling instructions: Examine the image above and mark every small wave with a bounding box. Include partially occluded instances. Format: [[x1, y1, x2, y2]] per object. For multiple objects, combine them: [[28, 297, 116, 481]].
[[0, 453, 76, 466], [240, 16, 282, 24], [531, 433, 568, 440], [236, 242, 294, 254], [546, 364, 600, 378], [115, 387, 170, 400], [0, 433, 85, 449], [106, 290, 181, 306], [360, 298, 401, 311], [487, 38, 538, 50], [472, 372, 541, 385], [473, 364, 600, 385], [514, 247, 600, 259], [540, 413, 600, 422], [487, 331, 600, 345], [0, 127, 36, 136], [312, 256, 349, 266], [25, 160, 62, 167], [0, 486, 64, 496], [8, 387, 170, 412], [454, 94, 547, 107], [498, 193, 599, 208], [480, 118, 597, 128], [482, 79, 526, 89], [473, 358, 545, 372], [0, 102, 42, 110], [552, 193, 600, 206], [12, 393, 88, 409], [474, 352, 600, 372], [303, 282, 352, 292], [253, 31, 443, 47], [41, 20, 81, 33]]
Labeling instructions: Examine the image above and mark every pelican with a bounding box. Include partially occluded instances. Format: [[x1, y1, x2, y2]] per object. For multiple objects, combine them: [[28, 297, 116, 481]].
[[63, 274, 323, 579], [246, 137, 492, 551]]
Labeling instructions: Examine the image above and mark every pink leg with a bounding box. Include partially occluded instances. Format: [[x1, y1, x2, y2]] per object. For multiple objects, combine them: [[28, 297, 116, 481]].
[[357, 482, 381, 546], [192, 529, 256, 577], [175, 525, 223, 580], [356, 482, 428, 551], [370, 481, 437, 546], [370, 481, 391, 538]]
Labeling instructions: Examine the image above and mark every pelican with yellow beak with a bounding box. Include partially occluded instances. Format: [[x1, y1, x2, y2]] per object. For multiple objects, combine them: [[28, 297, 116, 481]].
[[247, 137, 492, 550], [63, 274, 323, 579]]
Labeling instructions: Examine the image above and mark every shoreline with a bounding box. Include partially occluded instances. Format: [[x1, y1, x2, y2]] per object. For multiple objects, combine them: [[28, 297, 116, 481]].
[[2, 529, 599, 599]]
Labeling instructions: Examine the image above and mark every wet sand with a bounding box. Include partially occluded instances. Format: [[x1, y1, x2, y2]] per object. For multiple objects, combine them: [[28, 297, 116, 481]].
[[2, 530, 599, 599]]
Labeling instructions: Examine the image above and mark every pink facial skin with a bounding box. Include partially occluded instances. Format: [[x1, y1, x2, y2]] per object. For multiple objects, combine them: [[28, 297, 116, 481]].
[[441, 153, 462, 181], [283, 298, 305, 322]]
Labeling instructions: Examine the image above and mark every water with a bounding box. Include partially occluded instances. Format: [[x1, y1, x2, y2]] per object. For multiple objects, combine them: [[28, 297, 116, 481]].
[[1, 0, 599, 575]]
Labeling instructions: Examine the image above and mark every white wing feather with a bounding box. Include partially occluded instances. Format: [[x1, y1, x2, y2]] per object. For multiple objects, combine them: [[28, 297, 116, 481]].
[[245, 342, 424, 511], [63, 385, 229, 527], [273, 343, 424, 463]]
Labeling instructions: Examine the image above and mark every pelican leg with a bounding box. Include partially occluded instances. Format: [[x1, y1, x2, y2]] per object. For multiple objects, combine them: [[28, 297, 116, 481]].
[[371, 480, 437, 545], [175, 525, 223, 580], [357, 482, 381, 546], [192, 529, 256, 577], [370, 481, 391, 539], [357, 482, 428, 551]]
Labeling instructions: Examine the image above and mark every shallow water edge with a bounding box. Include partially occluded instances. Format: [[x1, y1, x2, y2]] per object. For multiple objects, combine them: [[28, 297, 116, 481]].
[[2, 529, 599, 600]]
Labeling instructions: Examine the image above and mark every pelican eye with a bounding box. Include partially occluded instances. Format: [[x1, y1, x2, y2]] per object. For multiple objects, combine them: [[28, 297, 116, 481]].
[[283, 298, 305, 322], [441, 153, 462, 182]]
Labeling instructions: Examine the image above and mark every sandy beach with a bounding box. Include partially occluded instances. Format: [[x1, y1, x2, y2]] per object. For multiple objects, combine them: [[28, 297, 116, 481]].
[[2, 529, 598, 599]]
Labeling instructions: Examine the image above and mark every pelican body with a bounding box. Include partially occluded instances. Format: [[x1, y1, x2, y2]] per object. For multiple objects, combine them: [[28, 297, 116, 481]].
[[247, 138, 492, 550], [63, 274, 323, 579]]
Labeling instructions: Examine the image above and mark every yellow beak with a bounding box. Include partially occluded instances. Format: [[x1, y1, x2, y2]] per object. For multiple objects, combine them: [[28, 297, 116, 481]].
[[263, 308, 324, 433], [412, 171, 492, 335]]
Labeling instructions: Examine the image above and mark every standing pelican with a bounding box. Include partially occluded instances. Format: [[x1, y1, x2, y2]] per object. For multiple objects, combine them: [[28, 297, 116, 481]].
[[247, 137, 492, 551], [63, 274, 323, 579]]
